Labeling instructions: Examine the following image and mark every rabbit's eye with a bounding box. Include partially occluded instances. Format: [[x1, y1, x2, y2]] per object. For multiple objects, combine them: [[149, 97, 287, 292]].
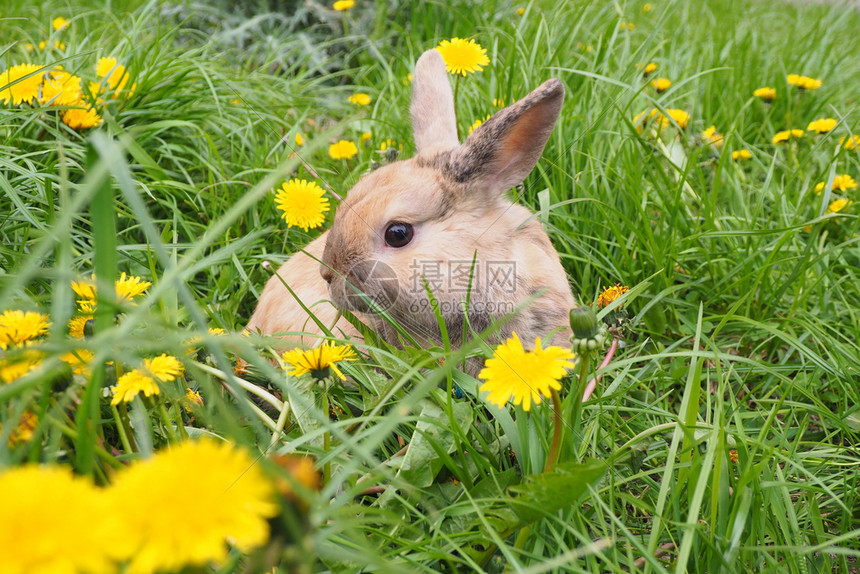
[[384, 222, 414, 248]]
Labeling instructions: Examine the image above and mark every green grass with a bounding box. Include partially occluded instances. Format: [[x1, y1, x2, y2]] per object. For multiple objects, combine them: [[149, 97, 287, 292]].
[[2, 0, 859, 572]]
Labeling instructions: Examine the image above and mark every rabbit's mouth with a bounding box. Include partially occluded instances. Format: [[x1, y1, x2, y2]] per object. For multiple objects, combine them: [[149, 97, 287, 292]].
[[328, 259, 401, 315]]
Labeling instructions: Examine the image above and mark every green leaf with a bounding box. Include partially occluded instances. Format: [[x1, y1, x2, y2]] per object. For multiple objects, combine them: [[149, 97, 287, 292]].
[[379, 389, 474, 507], [507, 459, 607, 525], [845, 408, 860, 432]]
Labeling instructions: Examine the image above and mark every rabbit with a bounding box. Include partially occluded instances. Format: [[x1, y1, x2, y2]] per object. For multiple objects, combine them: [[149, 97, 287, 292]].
[[246, 49, 576, 374]]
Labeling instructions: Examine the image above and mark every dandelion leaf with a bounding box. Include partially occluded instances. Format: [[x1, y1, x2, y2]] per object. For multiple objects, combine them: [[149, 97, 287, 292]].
[[506, 459, 607, 525], [379, 391, 473, 507], [845, 408, 860, 432]]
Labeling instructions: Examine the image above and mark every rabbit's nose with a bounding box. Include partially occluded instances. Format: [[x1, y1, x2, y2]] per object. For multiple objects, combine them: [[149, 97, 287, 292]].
[[321, 267, 334, 284]]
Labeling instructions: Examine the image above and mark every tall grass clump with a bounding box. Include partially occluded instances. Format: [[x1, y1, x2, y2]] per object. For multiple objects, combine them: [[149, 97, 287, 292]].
[[1, 0, 858, 572]]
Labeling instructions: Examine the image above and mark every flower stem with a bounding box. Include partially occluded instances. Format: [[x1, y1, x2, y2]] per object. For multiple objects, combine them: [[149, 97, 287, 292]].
[[544, 388, 564, 472], [453, 75, 461, 140], [569, 353, 591, 458], [582, 336, 619, 402], [111, 402, 135, 454], [270, 397, 292, 448], [321, 391, 331, 484], [156, 401, 178, 443]]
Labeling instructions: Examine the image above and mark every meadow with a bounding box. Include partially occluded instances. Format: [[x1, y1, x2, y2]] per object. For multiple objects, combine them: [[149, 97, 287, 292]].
[[1, 0, 859, 572]]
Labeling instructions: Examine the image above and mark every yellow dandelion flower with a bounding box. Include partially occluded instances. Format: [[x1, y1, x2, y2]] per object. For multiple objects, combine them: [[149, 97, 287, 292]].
[[635, 108, 689, 132], [807, 118, 837, 133], [0, 465, 118, 574], [71, 277, 96, 301], [0, 63, 44, 105], [632, 108, 656, 132], [0, 310, 51, 350], [68, 314, 93, 339], [732, 149, 752, 161], [753, 86, 776, 101], [827, 198, 851, 214], [651, 78, 672, 93], [597, 284, 630, 308], [61, 348, 93, 375], [274, 178, 330, 232], [333, 0, 355, 10], [661, 108, 689, 129], [39, 69, 83, 106], [328, 139, 358, 160], [436, 37, 490, 76], [87, 80, 103, 99], [271, 454, 322, 503], [703, 125, 723, 147], [361, 131, 372, 142], [184, 327, 226, 355], [839, 134, 859, 150], [516, 7, 526, 15], [184, 387, 204, 408], [115, 272, 152, 302], [52, 16, 68, 31], [0, 350, 44, 384], [379, 138, 402, 151], [142, 354, 184, 382], [643, 62, 658, 76], [295, 132, 304, 146], [62, 106, 102, 130], [72, 273, 150, 304], [106, 439, 278, 573], [493, 98, 505, 107], [6, 410, 39, 446], [282, 342, 357, 381], [25, 43, 34, 52], [39, 40, 65, 51], [96, 57, 129, 92], [643, 3, 652, 11], [478, 333, 575, 411], [468, 115, 492, 135], [786, 74, 821, 90], [831, 175, 857, 192], [815, 175, 857, 194], [348, 92, 371, 106], [111, 370, 160, 405], [772, 129, 804, 145]]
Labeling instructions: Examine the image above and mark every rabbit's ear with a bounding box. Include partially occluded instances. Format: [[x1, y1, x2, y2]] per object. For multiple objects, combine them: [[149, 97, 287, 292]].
[[447, 78, 564, 196], [411, 50, 459, 153]]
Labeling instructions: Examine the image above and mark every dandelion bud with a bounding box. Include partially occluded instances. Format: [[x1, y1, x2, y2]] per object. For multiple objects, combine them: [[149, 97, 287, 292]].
[[83, 318, 96, 338], [569, 306, 599, 339], [569, 306, 608, 354]]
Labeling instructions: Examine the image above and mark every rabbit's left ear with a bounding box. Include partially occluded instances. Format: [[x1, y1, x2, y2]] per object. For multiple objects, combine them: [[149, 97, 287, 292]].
[[411, 50, 459, 153], [446, 78, 564, 197]]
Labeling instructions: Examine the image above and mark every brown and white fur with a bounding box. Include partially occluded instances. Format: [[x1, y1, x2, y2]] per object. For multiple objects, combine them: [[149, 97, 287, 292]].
[[247, 50, 576, 373]]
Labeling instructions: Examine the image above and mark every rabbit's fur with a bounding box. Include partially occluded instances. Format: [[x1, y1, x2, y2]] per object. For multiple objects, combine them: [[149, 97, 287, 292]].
[[247, 50, 576, 371]]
